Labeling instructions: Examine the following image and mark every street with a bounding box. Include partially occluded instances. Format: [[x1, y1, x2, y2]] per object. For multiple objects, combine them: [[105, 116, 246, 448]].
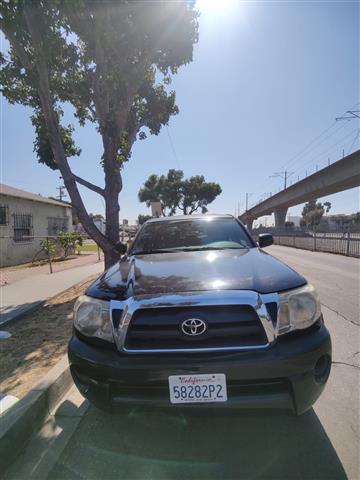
[[6, 247, 360, 480]]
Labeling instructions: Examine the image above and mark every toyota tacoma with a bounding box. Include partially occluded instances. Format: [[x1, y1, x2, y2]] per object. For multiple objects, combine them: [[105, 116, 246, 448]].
[[68, 214, 331, 415]]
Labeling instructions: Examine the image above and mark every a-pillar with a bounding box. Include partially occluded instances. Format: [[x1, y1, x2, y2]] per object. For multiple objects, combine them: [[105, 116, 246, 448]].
[[245, 217, 254, 230], [274, 207, 288, 228]]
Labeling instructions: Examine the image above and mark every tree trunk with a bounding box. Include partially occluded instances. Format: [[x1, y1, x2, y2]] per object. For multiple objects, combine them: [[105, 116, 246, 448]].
[[19, 6, 116, 269], [6, 6, 139, 272], [103, 138, 122, 269]]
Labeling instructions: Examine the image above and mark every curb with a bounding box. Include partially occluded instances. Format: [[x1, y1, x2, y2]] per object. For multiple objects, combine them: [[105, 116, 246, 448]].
[[0, 355, 72, 475], [0, 301, 46, 328]]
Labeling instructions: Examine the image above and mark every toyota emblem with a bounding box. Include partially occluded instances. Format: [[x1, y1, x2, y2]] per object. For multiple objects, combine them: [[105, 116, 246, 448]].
[[181, 318, 207, 336]]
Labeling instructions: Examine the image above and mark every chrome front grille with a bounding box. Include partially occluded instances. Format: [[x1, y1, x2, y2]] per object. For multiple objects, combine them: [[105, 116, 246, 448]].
[[125, 304, 268, 350], [110, 290, 279, 354], [110, 290, 279, 353]]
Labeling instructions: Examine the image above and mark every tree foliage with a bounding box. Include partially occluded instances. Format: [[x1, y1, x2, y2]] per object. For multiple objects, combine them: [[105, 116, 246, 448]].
[[301, 200, 331, 226], [138, 214, 152, 225], [138, 169, 222, 215], [57, 231, 83, 257], [0, 1, 198, 267], [39, 237, 57, 256]]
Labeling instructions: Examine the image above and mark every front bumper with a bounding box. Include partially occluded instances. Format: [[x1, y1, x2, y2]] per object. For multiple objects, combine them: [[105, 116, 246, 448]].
[[68, 321, 331, 415]]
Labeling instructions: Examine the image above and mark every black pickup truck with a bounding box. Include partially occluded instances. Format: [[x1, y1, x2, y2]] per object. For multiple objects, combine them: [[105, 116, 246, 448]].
[[68, 214, 331, 414]]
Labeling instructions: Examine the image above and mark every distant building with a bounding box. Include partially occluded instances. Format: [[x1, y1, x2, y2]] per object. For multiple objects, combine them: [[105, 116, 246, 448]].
[[325, 213, 359, 228], [91, 214, 106, 235], [74, 213, 106, 236], [286, 215, 301, 227], [0, 184, 72, 267]]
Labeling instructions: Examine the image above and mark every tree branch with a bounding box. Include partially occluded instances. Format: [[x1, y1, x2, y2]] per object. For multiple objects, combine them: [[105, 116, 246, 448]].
[[0, 19, 32, 72], [73, 175, 105, 197], [189, 201, 201, 215], [20, 5, 114, 253], [127, 121, 140, 148], [88, 104, 97, 120]]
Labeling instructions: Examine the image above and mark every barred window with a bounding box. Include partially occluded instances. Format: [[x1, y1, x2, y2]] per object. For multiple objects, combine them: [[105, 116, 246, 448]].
[[13, 214, 33, 242], [0, 205, 8, 225], [48, 217, 68, 235]]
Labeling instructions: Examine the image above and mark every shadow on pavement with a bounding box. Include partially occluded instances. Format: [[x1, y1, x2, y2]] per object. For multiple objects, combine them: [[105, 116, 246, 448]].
[[0, 299, 75, 397], [49, 405, 346, 479]]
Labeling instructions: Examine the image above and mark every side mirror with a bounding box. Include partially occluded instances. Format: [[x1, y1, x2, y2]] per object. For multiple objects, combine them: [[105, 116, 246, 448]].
[[258, 233, 273, 248], [114, 241, 127, 255]]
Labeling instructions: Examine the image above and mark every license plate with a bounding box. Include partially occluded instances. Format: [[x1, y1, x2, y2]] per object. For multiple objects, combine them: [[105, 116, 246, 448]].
[[168, 374, 227, 404]]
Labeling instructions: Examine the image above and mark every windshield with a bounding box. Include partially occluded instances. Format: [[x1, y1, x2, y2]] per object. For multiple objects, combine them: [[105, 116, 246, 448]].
[[131, 218, 254, 254]]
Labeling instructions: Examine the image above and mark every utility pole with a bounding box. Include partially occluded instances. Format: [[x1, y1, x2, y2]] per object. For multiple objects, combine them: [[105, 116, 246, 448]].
[[56, 186, 67, 202], [57, 176, 67, 202], [270, 170, 294, 189], [245, 193, 252, 211]]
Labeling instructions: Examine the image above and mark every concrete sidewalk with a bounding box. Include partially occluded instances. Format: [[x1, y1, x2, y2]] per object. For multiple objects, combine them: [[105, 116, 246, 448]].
[[0, 252, 102, 286], [0, 261, 104, 326]]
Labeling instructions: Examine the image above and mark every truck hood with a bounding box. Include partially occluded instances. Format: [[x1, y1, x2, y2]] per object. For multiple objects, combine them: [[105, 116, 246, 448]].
[[86, 248, 306, 300]]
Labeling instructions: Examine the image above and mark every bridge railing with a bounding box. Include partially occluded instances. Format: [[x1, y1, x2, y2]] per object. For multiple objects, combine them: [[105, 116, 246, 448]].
[[252, 226, 360, 258]]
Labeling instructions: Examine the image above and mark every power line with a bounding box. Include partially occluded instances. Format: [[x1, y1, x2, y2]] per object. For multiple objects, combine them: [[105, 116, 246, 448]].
[[281, 104, 359, 171], [347, 129, 360, 155], [246, 104, 360, 208], [291, 126, 359, 177], [283, 120, 349, 170], [281, 121, 337, 170], [336, 110, 360, 121], [56, 185, 67, 201], [245, 192, 252, 211], [262, 120, 357, 198], [269, 170, 294, 189], [166, 125, 182, 170], [251, 118, 345, 199]]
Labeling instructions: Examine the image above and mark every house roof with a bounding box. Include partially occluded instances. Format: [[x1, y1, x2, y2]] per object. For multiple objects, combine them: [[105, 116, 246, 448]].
[[0, 184, 72, 208]]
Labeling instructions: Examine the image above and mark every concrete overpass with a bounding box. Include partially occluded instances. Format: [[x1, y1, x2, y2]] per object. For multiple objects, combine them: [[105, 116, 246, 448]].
[[239, 149, 360, 228]]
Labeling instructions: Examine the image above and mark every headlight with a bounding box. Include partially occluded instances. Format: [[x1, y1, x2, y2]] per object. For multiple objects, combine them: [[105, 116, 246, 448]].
[[73, 295, 114, 343], [278, 284, 321, 335]]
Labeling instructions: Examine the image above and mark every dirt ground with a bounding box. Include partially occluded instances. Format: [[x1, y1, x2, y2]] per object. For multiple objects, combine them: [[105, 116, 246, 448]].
[[0, 275, 97, 399]]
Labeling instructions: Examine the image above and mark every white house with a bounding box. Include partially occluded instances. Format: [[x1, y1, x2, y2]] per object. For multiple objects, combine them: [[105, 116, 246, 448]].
[[0, 184, 72, 267]]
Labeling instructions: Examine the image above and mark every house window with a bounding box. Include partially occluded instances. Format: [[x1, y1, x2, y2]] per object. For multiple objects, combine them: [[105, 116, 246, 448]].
[[13, 214, 33, 242], [0, 205, 9, 225], [47, 217, 68, 235]]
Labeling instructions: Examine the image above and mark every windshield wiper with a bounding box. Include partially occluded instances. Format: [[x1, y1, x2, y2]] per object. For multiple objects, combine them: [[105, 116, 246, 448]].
[[132, 246, 247, 255], [175, 246, 247, 252]]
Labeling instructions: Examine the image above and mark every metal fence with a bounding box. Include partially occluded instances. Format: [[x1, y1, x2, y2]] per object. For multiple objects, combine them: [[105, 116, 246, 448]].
[[273, 232, 360, 257], [252, 228, 360, 258]]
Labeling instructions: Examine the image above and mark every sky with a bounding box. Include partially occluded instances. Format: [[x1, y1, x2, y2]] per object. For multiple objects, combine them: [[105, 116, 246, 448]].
[[1, 0, 359, 225]]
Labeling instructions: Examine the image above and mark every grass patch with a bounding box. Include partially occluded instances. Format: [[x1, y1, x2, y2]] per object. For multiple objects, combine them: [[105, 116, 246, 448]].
[[78, 243, 101, 252]]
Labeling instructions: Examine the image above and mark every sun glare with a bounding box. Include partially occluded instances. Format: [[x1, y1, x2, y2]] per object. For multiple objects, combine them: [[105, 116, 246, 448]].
[[196, 0, 235, 15]]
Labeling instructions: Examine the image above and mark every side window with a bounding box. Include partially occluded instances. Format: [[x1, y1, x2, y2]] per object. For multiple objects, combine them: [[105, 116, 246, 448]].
[[0, 205, 9, 225], [13, 213, 33, 243]]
